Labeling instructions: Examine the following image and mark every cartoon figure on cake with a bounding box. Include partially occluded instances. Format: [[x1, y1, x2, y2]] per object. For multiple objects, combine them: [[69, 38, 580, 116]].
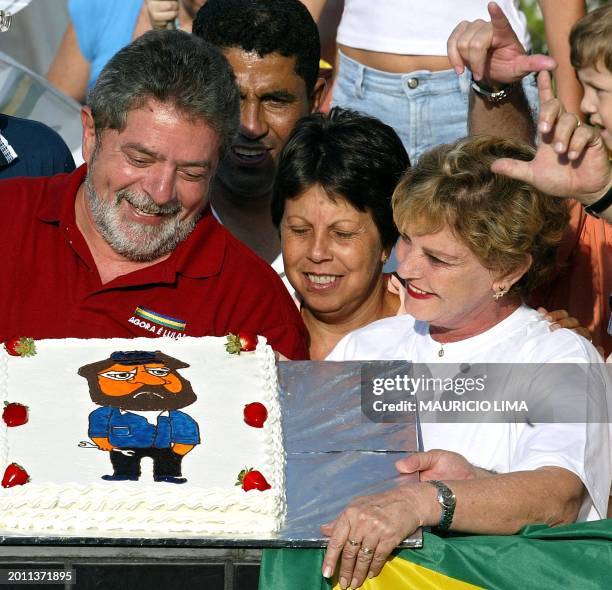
[[78, 350, 200, 484]]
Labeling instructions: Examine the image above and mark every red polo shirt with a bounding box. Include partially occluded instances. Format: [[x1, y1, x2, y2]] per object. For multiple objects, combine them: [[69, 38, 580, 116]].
[[0, 166, 309, 359]]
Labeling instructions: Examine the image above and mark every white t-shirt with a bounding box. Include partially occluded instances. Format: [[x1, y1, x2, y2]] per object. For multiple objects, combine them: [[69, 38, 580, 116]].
[[270, 252, 296, 297], [327, 305, 611, 520], [337, 0, 531, 56]]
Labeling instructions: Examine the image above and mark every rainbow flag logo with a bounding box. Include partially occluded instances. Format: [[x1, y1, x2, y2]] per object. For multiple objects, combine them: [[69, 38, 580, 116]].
[[134, 307, 186, 331]]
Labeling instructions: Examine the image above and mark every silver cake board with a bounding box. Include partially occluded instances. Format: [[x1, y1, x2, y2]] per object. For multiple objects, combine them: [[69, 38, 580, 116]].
[[0, 361, 422, 549]]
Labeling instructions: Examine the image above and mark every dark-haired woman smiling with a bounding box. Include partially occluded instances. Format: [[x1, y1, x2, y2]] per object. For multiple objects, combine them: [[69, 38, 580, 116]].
[[272, 108, 409, 359]]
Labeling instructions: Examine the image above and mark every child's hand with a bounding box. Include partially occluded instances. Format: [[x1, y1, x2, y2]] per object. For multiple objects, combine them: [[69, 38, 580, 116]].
[[146, 0, 179, 30]]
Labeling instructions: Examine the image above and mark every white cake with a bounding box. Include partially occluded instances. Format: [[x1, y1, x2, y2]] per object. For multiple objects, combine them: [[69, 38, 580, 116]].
[[0, 336, 285, 537]]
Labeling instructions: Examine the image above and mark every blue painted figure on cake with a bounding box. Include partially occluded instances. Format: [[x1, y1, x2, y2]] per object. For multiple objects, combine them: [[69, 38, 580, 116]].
[[78, 350, 200, 484]]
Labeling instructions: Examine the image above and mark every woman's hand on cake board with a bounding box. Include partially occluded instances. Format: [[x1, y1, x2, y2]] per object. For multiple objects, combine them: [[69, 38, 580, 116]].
[[321, 458, 584, 587], [395, 449, 493, 481], [320, 483, 434, 589], [321, 450, 495, 587]]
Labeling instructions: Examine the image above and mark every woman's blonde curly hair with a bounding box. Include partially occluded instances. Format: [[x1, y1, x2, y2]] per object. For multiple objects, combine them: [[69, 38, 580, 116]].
[[392, 135, 569, 297]]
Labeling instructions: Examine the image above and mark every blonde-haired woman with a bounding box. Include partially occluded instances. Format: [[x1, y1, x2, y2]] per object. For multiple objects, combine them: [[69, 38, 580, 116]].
[[323, 136, 610, 588]]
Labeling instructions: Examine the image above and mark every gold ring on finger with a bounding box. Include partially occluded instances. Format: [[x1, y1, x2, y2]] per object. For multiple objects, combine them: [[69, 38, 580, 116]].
[[347, 539, 361, 547], [574, 113, 582, 128], [361, 546, 374, 555]]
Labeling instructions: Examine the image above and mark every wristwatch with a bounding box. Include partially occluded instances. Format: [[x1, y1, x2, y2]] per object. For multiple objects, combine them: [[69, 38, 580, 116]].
[[584, 183, 612, 218], [428, 480, 456, 530], [471, 78, 516, 104]]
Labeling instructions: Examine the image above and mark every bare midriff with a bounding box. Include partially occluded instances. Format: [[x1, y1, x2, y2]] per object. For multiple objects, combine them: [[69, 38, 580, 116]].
[[339, 44, 452, 73]]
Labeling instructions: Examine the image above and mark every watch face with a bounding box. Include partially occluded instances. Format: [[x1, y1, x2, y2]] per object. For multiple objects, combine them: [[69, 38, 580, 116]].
[[440, 489, 454, 507], [431, 480, 456, 508], [437, 485, 456, 508]]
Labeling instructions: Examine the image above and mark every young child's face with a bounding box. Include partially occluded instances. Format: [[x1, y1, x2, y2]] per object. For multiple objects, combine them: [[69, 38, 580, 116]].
[[578, 61, 612, 136]]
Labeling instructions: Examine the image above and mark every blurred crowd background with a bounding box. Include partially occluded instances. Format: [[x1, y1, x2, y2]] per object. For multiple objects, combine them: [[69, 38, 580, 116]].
[[0, 1, 608, 77], [523, 0, 607, 53]]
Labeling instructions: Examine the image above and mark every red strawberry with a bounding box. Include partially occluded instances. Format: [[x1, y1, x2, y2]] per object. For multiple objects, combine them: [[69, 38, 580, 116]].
[[2, 402, 28, 427], [243, 402, 268, 428], [4, 337, 36, 357], [235, 467, 271, 491], [2, 463, 30, 488], [225, 332, 257, 354]]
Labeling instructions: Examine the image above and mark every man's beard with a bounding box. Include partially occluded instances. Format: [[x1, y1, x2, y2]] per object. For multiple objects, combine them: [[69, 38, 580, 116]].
[[85, 159, 200, 263], [91, 383, 197, 412]]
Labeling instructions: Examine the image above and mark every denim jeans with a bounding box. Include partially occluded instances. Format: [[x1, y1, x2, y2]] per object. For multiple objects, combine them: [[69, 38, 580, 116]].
[[332, 49, 539, 164]]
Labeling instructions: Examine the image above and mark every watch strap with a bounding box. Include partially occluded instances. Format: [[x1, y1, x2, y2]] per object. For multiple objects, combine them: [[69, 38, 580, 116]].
[[471, 78, 516, 104], [428, 480, 456, 531], [584, 183, 612, 218]]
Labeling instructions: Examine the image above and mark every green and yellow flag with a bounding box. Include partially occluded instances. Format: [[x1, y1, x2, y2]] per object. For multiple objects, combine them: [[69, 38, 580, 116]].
[[259, 520, 612, 590]]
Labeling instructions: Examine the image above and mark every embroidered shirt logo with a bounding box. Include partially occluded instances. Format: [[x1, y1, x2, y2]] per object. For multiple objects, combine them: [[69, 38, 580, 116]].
[[128, 306, 186, 338]]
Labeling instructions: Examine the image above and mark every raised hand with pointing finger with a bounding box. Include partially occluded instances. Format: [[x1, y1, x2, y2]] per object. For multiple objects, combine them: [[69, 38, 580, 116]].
[[448, 2, 554, 142], [447, 1, 556, 85]]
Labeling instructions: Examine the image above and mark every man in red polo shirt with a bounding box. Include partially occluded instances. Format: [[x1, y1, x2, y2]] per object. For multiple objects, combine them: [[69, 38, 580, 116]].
[[0, 30, 308, 360]]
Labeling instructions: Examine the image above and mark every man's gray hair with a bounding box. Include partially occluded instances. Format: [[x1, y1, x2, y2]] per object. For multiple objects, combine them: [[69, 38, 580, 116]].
[[88, 29, 239, 151]]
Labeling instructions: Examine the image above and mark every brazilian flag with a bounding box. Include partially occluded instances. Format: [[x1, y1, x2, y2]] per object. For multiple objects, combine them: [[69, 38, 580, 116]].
[[259, 520, 612, 589]]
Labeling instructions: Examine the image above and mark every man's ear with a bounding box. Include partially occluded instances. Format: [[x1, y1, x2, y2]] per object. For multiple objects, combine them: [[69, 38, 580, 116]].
[[80, 106, 97, 163], [309, 77, 326, 113]]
